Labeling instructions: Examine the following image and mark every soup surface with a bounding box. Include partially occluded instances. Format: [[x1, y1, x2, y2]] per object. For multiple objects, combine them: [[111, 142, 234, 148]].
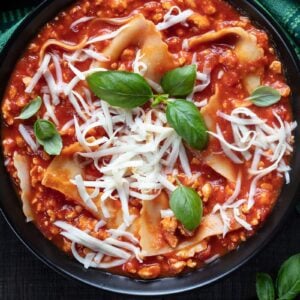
[[1, 0, 296, 279]]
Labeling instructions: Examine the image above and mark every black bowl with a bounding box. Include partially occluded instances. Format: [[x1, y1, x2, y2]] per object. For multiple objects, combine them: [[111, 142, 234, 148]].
[[0, 0, 299, 296]]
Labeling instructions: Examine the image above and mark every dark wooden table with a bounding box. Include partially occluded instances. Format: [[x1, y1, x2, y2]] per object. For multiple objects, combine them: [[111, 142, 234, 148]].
[[1, 189, 300, 300]]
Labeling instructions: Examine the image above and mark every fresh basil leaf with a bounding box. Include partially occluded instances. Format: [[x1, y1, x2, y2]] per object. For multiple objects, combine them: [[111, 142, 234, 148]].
[[17, 96, 42, 120], [276, 254, 300, 300], [87, 71, 153, 108], [34, 119, 62, 155], [34, 119, 57, 140], [42, 134, 63, 156], [166, 99, 208, 150], [256, 273, 275, 300], [161, 65, 197, 97], [170, 185, 203, 231], [247, 86, 281, 107]]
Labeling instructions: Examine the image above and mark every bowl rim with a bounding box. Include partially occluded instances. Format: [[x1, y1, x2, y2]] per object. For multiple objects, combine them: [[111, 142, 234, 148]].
[[0, 0, 300, 296]]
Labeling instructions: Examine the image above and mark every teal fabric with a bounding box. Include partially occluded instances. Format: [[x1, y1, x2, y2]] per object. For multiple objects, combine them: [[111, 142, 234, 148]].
[[0, 8, 32, 34], [254, 0, 300, 57], [258, 0, 300, 41], [0, 2, 299, 57], [0, 19, 26, 51], [0, 8, 33, 51]]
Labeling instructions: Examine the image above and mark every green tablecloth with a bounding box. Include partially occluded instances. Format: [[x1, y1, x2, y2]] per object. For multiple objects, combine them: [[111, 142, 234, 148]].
[[0, 1, 299, 58]]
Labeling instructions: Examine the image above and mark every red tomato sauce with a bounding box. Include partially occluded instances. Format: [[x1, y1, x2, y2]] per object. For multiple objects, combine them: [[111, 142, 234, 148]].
[[1, 0, 293, 278]]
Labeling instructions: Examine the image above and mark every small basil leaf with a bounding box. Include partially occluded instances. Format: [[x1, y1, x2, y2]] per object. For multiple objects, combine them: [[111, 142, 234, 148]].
[[170, 185, 203, 231], [161, 65, 197, 97], [166, 99, 208, 150], [87, 71, 153, 108], [34, 119, 57, 140], [17, 96, 42, 120], [256, 273, 275, 300], [42, 134, 63, 156], [34, 119, 62, 155], [276, 254, 300, 300], [247, 86, 281, 107]]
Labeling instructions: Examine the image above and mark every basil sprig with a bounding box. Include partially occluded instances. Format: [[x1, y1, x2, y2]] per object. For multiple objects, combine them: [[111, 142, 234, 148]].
[[15, 95, 62, 156], [170, 185, 203, 231], [256, 273, 275, 300], [256, 254, 300, 300], [34, 119, 62, 155], [16, 96, 42, 120], [161, 65, 196, 97], [247, 86, 281, 107], [87, 66, 208, 151], [87, 71, 153, 108], [166, 100, 208, 150]]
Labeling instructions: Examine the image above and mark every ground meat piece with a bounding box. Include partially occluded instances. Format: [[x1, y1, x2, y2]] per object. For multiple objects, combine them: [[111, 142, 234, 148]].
[[183, 0, 196, 9], [200, 0, 216, 14], [169, 259, 187, 274], [272, 81, 291, 97], [188, 13, 210, 30], [176, 241, 208, 259], [107, 0, 128, 12], [269, 60, 282, 74], [201, 182, 212, 202], [160, 217, 179, 248], [138, 264, 161, 279]]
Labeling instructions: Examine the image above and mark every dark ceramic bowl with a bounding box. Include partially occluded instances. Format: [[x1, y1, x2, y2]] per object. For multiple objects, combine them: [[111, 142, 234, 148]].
[[0, 0, 299, 296]]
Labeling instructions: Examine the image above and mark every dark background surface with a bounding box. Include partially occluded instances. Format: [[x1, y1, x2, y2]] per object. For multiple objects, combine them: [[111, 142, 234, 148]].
[[0, 1, 41, 11], [1, 1, 300, 300]]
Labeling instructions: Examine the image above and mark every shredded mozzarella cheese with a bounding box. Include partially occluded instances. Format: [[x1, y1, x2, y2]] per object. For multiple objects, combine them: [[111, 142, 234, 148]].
[[213, 107, 296, 208], [74, 174, 99, 212], [25, 54, 51, 93], [187, 54, 211, 100], [70, 16, 95, 30], [18, 124, 38, 152], [71, 242, 126, 269], [156, 7, 194, 31], [132, 50, 147, 76], [160, 209, 175, 218], [86, 24, 130, 45], [213, 199, 251, 237], [83, 48, 110, 62], [43, 94, 59, 125], [71, 103, 191, 225], [55, 221, 131, 259]]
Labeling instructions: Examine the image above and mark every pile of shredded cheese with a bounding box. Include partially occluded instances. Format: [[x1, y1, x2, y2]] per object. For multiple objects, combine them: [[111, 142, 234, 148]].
[[208, 108, 296, 236], [55, 219, 141, 269], [73, 102, 191, 226]]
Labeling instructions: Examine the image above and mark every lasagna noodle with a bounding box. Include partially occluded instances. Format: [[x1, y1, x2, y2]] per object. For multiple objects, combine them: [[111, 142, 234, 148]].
[[188, 27, 264, 95], [201, 87, 238, 182], [140, 192, 241, 256], [13, 153, 33, 222], [93, 14, 177, 82], [42, 142, 122, 228], [188, 27, 264, 63], [243, 73, 261, 94]]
